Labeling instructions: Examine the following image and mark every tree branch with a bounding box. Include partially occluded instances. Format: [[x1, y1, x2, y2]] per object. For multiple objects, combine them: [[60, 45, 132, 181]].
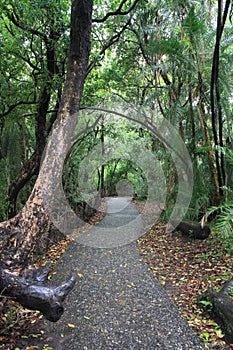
[[87, 18, 131, 74], [4, 4, 47, 39], [129, 27, 151, 66], [0, 263, 77, 322], [93, 0, 140, 23], [0, 100, 37, 119]]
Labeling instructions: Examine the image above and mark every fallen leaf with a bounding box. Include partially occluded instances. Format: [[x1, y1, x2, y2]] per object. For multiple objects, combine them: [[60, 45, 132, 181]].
[[68, 323, 75, 328]]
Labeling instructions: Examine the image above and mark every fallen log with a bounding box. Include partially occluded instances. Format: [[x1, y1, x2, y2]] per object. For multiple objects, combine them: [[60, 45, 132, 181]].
[[0, 216, 77, 322], [175, 221, 211, 239], [206, 279, 233, 343], [0, 262, 76, 322]]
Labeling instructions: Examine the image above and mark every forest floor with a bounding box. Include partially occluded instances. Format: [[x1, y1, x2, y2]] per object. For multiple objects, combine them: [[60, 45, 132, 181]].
[[0, 198, 233, 349], [133, 200, 233, 350]]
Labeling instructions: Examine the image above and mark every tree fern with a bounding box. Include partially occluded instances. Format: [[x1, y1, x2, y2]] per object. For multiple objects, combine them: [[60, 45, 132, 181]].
[[206, 202, 233, 243]]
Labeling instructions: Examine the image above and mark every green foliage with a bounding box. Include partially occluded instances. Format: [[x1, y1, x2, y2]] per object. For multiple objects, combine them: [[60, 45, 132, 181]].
[[206, 203, 233, 246], [1, 0, 233, 229], [0, 0, 70, 218], [198, 299, 213, 309], [63, 118, 152, 204], [202, 149, 233, 249]]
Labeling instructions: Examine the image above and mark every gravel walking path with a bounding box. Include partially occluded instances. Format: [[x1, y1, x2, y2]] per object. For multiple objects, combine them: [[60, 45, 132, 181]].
[[43, 198, 205, 350]]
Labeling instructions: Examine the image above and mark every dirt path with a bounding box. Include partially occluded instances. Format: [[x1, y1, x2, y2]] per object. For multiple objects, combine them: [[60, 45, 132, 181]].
[[41, 197, 205, 349]]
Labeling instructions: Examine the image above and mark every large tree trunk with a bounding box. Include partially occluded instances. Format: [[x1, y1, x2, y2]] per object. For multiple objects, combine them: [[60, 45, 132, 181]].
[[0, 0, 93, 321]]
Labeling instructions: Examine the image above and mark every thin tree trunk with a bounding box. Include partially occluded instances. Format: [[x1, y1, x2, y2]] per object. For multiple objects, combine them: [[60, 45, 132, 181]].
[[188, 83, 196, 160], [210, 0, 230, 195], [100, 116, 105, 196], [197, 72, 221, 205], [109, 159, 121, 195]]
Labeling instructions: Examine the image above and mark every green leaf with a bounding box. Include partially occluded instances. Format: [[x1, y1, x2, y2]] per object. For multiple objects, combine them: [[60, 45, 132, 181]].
[[199, 332, 210, 340]]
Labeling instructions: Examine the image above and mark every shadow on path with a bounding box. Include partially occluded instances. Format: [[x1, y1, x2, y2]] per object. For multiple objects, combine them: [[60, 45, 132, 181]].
[[43, 198, 204, 350]]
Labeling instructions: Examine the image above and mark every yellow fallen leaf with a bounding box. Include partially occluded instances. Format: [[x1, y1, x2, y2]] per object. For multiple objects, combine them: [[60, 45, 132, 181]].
[[68, 323, 75, 328], [77, 273, 83, 278], [206, 319, 218, 326]]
